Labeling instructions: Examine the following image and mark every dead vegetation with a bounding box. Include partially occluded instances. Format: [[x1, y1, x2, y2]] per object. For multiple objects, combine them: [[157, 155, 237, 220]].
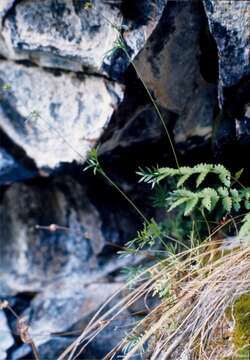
[[52, 235, 250, 360]]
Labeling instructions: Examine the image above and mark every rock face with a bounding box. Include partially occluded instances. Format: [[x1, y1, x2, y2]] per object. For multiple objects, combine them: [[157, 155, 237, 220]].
[[0, 0, 165, 77], [0, 1, 250, 359], [100, 0, 219, 155], [203, 0, 250, 98], [0, 147, 35, 185], [0, 61, 123, 169], [0, 312, 14, 359], [0, 0, 122, 73], [22, 282, 127, 354], [202, 0, 250, 158], [0, 176, 127, 294], [134, 0, 218, 148], [0, 175, 142, 358], [0, 1, 15, 22]]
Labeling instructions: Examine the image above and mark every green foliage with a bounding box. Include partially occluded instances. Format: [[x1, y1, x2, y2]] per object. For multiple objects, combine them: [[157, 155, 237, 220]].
[[84, 148, 100, 175], [161, 210, 194, 244], [122, 332, 145, 356], [168, 187, 249, 216], [138, 164, 250, 217], [231, 293, 250, 356], [121, 265, 148, 289], [138, 163, 231, 188], [82, 1, 94, 10], [239, 213, 250, 239], [2, 83, 12, 92], [152, 275, 172, 299], [120, 216, 191, 258], [125, 219, 162, 252]]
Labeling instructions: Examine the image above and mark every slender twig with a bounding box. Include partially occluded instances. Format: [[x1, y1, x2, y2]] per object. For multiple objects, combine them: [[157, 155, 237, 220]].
[[121, 44, 180, 169]]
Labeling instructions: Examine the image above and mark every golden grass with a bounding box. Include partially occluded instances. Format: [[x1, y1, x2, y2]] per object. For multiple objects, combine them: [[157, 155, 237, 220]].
[[57, 235, 250, 360]]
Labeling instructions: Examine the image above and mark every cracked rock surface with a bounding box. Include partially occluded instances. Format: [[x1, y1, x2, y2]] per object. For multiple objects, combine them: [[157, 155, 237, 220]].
[[0, 1, 249, 358], [0, 61, 123, 169]]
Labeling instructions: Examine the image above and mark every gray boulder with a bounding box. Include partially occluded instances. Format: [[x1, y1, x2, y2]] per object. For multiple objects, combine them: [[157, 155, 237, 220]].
[[0, 147, 35, 185], [203, 0, 250, 158], [0, 311, 14, 359], [10, 280, 135, 359], [0, 176, 104, 294], [134, 0, 218, 147], [0, 61, 123, 169], [23, 281, 123, 349], [0, 175, 142, 295], [203, 0, 250, 102], [0, 1, 15, 23], [0, 173, 145, 359], [102, 0, 218, 152], [0, 0, 166, 78]]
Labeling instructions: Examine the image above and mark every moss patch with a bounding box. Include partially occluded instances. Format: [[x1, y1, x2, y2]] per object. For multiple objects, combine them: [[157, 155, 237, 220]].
[[232, 293, 250, 357]]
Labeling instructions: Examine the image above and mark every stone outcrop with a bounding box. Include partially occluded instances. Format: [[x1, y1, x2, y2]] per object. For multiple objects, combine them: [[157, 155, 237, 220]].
[[203, 0, 250, 97], [133, 0, 218, 148], [0, 61, 123, 169], [0, 0, 165, 77], [0, 312, 14, 359], [0, 0, 249, 358], [203, 0, 250, 157]]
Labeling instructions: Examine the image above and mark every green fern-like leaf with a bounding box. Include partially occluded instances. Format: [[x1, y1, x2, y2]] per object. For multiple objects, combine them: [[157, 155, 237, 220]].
[[196, 170, 210, 187], [217, 187, 229, 197], [244, 189, 250, 210], [214, 164, 231, 187], [168, 196, 191, 212], [222, 196, 232, 213], [239, 213, 250, 239], [138, 163, 232, 189], [177, 173, 191, 187], [139, 164, 249, 221], [184, 197, 199, 216], [201, 188, 219, 212], [217, 187, 232, 212], [230, 189, 241, 212], [201, 191, 212, 211]]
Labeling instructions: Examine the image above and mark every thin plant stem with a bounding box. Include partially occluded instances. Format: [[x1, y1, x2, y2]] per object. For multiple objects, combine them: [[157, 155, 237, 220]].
[[98, 10, 180, 168], [28, 113, 149, 224], [122, 45, 180, 169], [99, 168, 149, 224]]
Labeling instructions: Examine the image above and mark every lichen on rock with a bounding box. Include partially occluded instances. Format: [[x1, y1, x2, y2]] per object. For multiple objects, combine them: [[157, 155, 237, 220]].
[[231, 293, 250, 357]]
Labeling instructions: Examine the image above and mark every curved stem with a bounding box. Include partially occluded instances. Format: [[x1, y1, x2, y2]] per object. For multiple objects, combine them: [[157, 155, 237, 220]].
[[231, 175, 248, 190], [99, 168, 149, 224], [122, 45, 180, 170]]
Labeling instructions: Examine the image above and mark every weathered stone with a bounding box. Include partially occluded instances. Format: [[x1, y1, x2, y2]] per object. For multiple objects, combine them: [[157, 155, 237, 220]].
[[10, 280, 135, 359], [0, 311, 14, 359], [236, 105, 250, 146], [100, 0, 219, 155], [24, 281, 123, 349], [0, 1, 15, 23], [0, 147, 35, 185], [203, 0, 250, 103], [0, 0, 166, 78], [0, 61, 123, 169], [99, 104, 165, 154], [0, 176, 104, 294], [1, 1, 250, 359], [0, 172, 145, 358], [0, 175, 143, 295], [203, 0, 250, 160], [11, 339, 72, 360], [126, 0, 217, 149]]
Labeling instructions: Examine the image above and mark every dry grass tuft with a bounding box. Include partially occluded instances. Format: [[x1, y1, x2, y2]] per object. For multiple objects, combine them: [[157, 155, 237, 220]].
[[58, 237, 250, 360]]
